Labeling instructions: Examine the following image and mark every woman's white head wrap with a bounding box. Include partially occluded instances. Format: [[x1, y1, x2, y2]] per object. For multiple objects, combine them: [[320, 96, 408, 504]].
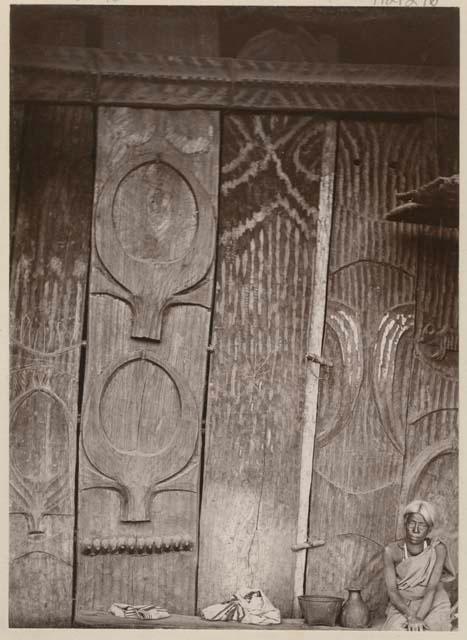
[[403, 499, 436, 529]]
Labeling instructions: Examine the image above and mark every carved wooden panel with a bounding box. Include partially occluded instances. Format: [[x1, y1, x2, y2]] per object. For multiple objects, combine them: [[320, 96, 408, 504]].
[[398, 117, 459, 602], [9, 105, 94, 626], [306, 118, 441, 618], [95, 145, 216, 340], [402, 228, 458, 587], [198, 113, 331, 616], [76, 107, 219, 615]]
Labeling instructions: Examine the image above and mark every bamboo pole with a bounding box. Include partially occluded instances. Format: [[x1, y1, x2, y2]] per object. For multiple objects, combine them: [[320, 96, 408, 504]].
[[292, 120, 338, 616]]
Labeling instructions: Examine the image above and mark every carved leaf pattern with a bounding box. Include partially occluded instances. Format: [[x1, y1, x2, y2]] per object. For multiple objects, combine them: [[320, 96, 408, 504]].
[[372, 304, 415, 455], [316, 301, 364, 447]]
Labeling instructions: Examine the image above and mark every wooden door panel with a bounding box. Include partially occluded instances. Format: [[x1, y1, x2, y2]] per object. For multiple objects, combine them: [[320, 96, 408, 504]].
[[75, 107, 219, 615], [306, 119, 440, 618], [198, 113, 333, 616], [9, 105, 95, 626]]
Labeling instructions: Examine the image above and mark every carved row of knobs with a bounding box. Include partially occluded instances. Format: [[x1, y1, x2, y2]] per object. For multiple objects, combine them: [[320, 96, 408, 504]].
[[81, 535, 194, 555]]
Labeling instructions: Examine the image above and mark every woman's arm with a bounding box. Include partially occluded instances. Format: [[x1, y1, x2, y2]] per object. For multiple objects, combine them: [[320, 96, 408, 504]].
[[383, 546, 411, 618], [415, 543, 447, 622], [384, 546, 426, 630]]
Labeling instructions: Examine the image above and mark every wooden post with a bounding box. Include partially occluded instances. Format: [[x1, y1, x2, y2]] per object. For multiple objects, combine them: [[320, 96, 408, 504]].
[[293, 121, 337, 616]]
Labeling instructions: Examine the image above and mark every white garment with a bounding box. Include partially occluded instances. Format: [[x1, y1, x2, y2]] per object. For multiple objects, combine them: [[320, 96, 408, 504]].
[[201, 587, 281, 625], [109, 603, 170, 620]]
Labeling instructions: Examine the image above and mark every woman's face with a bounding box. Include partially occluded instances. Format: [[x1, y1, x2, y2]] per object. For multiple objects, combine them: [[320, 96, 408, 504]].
[[405, 512, 430, 545]]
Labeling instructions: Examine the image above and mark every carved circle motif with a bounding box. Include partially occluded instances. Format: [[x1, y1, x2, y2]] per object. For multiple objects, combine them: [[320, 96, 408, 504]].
[[10, 388, 70, 481], [100, 356, 182, 456], [95, 148, 216, 339], [82, 351, 199, 521], [113, 161, 197, 264]]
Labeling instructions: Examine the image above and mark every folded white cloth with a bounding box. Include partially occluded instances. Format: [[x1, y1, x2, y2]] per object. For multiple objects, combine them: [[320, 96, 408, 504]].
[[201, 587, 281, 625], [109, 603, 170, 620]]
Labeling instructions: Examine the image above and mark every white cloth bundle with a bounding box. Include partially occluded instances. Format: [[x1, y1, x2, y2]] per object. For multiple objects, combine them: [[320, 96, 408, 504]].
[[109, 603, 170, 620], [201, 587, 281, 625]]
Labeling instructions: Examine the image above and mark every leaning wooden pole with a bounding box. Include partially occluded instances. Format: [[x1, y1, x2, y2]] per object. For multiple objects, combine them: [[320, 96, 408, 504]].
[[293, 120, 338, 617]]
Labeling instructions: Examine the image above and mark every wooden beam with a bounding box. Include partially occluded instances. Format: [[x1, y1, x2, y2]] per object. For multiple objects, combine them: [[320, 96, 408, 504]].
[[11, 46, 458, 115]]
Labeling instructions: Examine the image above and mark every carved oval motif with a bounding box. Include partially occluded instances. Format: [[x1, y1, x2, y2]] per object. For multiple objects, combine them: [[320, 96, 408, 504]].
[[100, 358, 182, 455], [112, 161, 198, 263], [10, 390, 69, 480]]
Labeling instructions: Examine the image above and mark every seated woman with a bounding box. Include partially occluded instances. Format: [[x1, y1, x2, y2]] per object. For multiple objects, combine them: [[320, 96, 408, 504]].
[[383, 499, 455, 631]]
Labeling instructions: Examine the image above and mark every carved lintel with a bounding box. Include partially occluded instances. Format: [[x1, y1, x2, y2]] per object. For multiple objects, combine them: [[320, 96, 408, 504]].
[[11, 47, 459, 115]]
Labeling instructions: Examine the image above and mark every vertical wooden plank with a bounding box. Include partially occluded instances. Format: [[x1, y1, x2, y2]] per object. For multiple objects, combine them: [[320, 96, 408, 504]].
[[9, 105, 95, 627], [293, 121, 337, 615], [10, 103, 25, 243], [305, 118, 440, 618], [400, 116, 458, 603], [198, 113, 329, 616], [75, 107, 219, 615]]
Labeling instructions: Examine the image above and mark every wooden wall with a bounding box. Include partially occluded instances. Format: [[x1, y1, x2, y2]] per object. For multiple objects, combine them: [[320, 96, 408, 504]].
[[198, 113, 333, 616], [305, 116, 458, 618], [399, 117, 459, 603], [9, 9, 458, 624]]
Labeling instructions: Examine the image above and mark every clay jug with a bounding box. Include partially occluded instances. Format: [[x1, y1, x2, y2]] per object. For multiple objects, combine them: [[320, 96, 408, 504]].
[[340, 587, 370, 628]]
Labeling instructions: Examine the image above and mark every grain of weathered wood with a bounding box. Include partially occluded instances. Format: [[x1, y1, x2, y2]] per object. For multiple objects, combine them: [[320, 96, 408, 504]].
[[306, 118, 440, 618], [198, 113, 328, 616], [9, 105, 94, 627], [76, 107, 219, 616]]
